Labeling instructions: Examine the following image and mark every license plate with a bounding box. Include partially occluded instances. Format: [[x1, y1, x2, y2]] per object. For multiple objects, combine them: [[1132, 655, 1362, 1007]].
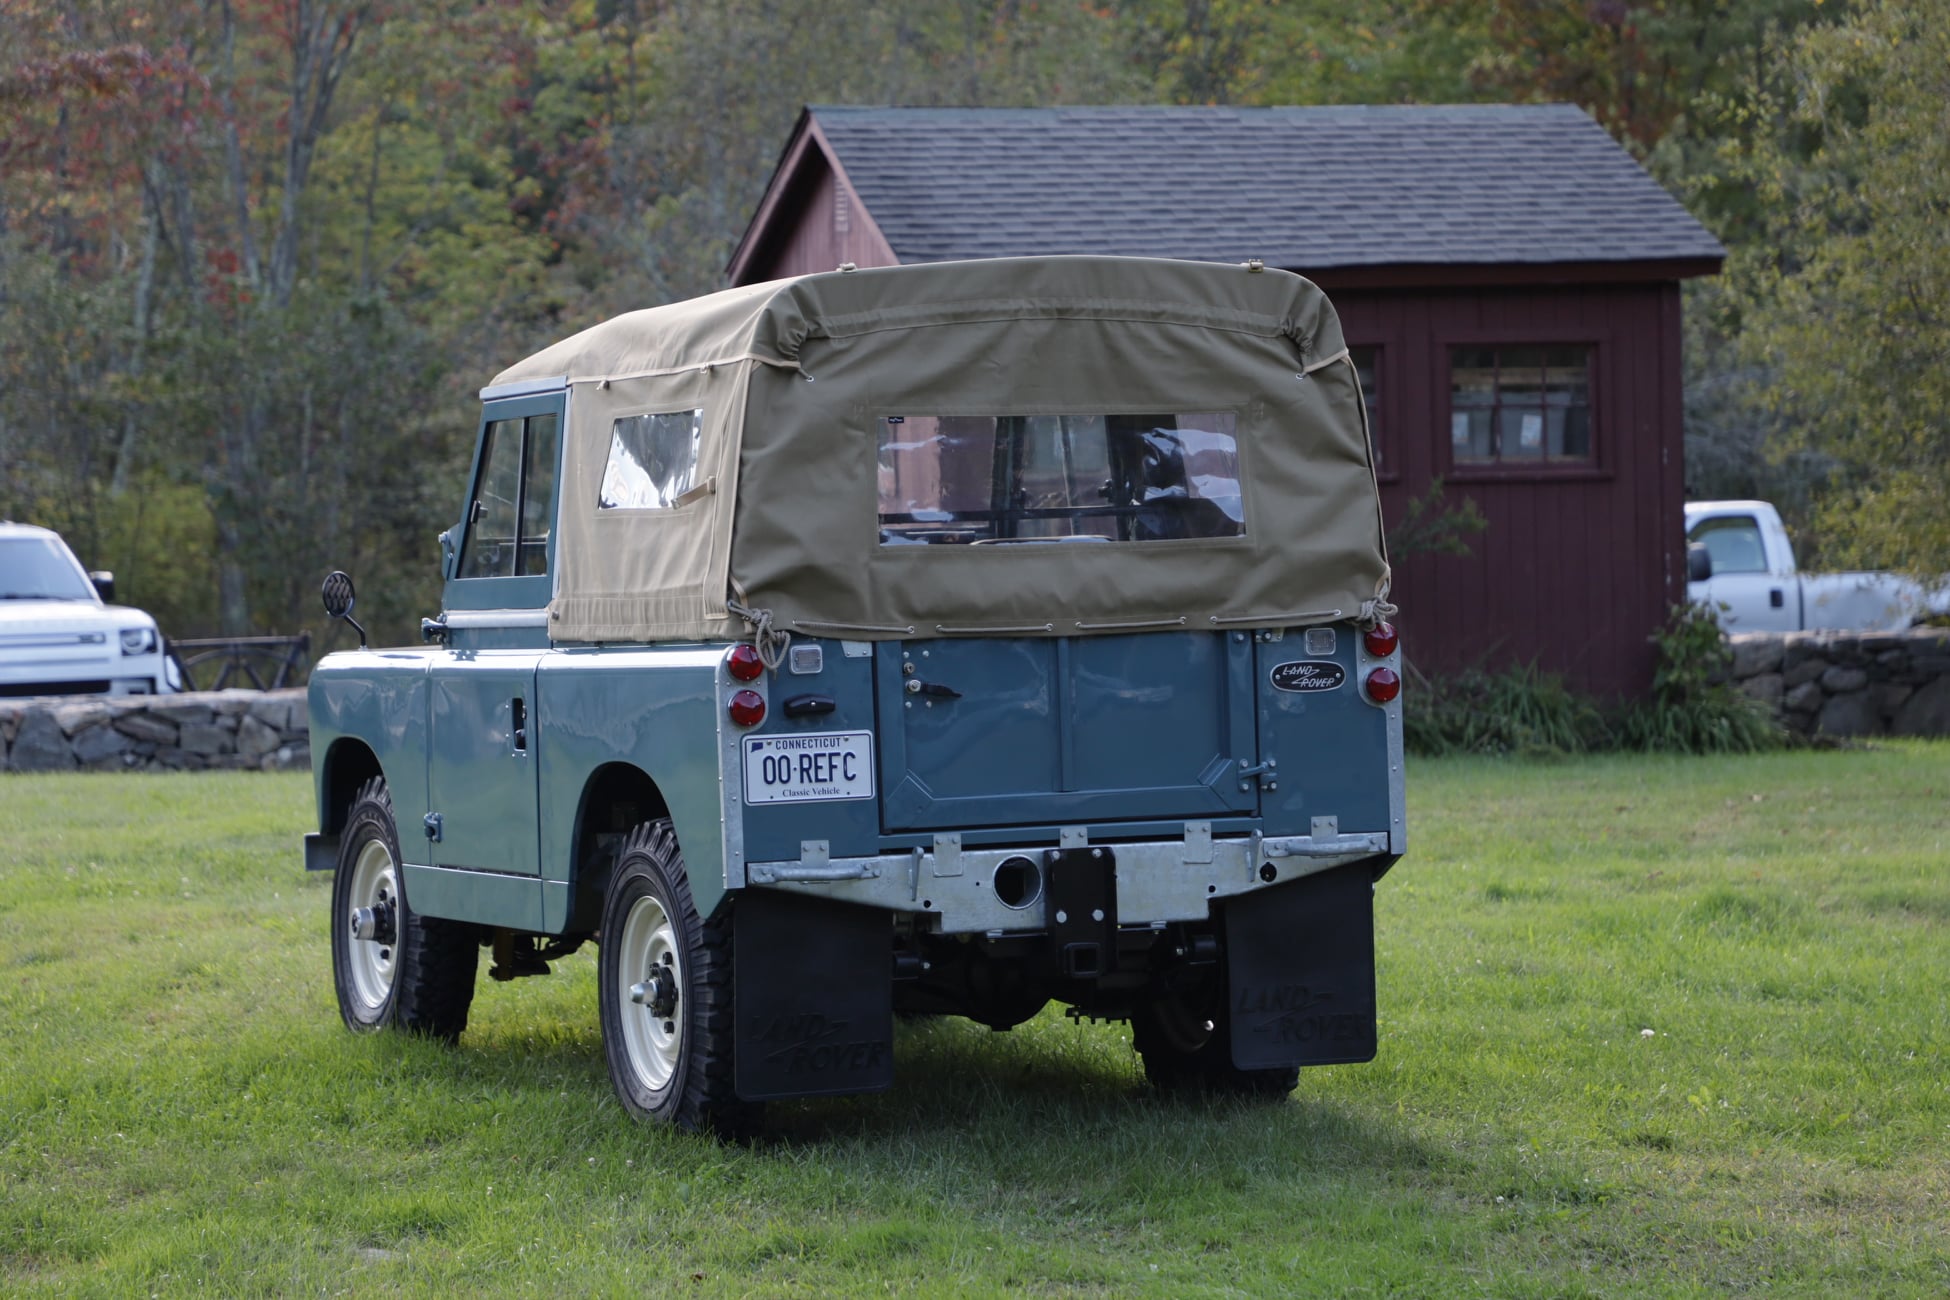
[[742, 731, 876, 805]]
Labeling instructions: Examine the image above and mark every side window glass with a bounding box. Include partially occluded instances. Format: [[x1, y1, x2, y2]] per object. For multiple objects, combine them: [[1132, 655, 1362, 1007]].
[[600, 410, 703, 509], [460, 418, 523, 579], [518, 413, 560, 577], [1690, 517, 1768, 574]]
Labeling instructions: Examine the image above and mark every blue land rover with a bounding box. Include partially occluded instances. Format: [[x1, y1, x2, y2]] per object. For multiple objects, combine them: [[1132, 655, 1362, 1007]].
[[307, 256, 1404, 1134]]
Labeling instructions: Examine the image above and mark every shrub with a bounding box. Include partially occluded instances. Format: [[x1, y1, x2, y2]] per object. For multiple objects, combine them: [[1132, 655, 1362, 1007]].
[[1616, 603, 1784, 754], [1403, 661, 1608, 758]]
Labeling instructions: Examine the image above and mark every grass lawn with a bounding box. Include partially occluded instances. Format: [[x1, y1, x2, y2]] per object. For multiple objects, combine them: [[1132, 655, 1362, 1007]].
[[2, 745, 1947, 1296]]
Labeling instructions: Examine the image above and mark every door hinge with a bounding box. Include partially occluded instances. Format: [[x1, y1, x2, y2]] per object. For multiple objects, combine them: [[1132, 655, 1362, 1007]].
[[423, 812, 443, 842]]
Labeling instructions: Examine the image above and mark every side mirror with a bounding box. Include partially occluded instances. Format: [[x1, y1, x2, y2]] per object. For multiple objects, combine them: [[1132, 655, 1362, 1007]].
[[88, 570, 115, 603], [321, 570, 368, 649], [1686, 542, 1713, 583]]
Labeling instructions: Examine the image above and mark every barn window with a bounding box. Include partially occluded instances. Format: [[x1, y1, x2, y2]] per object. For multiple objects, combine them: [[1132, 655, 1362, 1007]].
[[1349, 345, 1383, 471], [1448, 346, 1592, 467]]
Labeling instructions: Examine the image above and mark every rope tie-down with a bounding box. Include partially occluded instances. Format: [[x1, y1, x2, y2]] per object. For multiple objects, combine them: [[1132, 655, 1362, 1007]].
[[726, 595, 792, 672]]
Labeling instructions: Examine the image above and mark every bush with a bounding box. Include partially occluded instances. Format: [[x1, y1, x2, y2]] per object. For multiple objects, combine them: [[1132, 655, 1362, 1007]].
[[1616, 603, 1784, 754], [1404, 605, 1784, 758], [1403, 662, 1607, 758]]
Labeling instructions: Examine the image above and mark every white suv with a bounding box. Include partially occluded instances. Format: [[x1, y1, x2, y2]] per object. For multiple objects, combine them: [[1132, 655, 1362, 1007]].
[[0, 522, 179, 698]]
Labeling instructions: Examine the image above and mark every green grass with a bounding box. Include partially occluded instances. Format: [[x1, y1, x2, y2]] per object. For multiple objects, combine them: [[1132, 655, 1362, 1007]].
[[3, 747, 1947, 1296]]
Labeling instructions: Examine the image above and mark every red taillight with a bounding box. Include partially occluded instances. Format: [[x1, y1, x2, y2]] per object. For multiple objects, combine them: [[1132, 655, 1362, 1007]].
[[1365, 667, 1401, 704], [1363, 621, 1399, 658], [725, 643, 764, 681], [728, 689, 766, 727]]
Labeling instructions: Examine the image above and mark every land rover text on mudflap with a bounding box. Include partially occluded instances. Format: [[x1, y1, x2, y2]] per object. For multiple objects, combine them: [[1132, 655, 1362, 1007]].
[[306, 257, 1406, 1135]]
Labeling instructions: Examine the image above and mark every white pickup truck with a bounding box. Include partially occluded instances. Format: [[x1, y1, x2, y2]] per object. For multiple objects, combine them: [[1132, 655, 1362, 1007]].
[[1685, 500, 1945, 633]]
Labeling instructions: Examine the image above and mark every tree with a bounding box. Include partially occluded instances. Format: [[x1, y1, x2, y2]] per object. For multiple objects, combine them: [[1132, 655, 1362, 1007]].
[[1721, 0, 1950, 573]]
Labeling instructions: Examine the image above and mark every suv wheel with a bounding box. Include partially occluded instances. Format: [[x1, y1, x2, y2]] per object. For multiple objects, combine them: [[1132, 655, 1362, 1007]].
[[1132, 983, 1299, 1098], [330, 778, 479, 1041], [598, 820, 755, 1135]]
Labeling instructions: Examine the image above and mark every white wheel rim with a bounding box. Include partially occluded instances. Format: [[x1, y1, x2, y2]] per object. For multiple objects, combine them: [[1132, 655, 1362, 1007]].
[[346, 838, 398, 1013], [618, 893, 683, 1094]]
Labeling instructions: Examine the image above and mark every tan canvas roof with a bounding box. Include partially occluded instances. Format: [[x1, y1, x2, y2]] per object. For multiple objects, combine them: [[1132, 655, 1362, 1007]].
[[494, 257, 1391, 646]]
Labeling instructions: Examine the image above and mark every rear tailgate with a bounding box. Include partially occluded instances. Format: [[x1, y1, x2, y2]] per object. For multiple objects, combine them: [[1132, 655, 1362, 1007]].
[[874, 631, 1260, 831]]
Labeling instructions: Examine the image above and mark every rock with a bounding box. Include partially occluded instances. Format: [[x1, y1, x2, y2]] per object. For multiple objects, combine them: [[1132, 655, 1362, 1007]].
[[178, 722, 230, 756], [237, 715, 281, 759], [1783, 681, 1824, 713], [1783, 657, 1831, 689], [1893, 677, 1950, 736], [1820, 666, 1869, 693], [211, 689, 259, 716], [72, 723, 133, 763], [1729, 635, 1784, 678], [267, 742, 311, 771], [285, 694, 308, 734], [1817, 689, 1882, 737], [1737, 673, 1784, 707], [9, 710, 76, 771], [1872, 682, 1915, 718], [113, 712, 180, 745], [51, 701, 111, 736], [248, 695, 292, 732], [1781, 633, 1826, 674], [147, 698, 215, 727]]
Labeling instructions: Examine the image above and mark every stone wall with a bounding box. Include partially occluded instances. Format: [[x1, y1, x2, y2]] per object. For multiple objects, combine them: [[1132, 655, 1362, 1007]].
[[1727, 628, 1950, 738], [0, 689, 309, 773]]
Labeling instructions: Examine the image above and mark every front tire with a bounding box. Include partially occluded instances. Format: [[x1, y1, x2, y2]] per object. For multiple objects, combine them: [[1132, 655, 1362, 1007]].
[[330, 778, 479, 1041], [598, 820, 754, 1135]]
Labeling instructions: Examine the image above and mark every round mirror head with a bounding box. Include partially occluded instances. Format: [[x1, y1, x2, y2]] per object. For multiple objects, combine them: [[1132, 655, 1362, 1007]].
[[321, 570, 356, 620]]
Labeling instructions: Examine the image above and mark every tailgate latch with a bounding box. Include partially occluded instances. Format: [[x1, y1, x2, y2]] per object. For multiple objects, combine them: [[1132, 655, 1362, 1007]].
[[1237, 756, 1278, 792]]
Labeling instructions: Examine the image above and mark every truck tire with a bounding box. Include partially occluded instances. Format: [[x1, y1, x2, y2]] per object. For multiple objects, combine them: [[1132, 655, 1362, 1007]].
[[598, 820, 756, 1136], [330, 778, 479, 1042], [1132, 988, 1300, 1098]]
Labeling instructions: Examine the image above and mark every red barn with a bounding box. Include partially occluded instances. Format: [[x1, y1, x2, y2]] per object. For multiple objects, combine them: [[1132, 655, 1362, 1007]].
[[728, 105, 1724, 696]]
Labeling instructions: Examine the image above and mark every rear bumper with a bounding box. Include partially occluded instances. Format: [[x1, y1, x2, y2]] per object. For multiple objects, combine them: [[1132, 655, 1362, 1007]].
[[745, 825, 1391, 935]]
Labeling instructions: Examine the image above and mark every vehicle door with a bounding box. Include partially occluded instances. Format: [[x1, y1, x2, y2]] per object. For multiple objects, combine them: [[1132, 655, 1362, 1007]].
[[427, 393, 563, 878], [1688, 512, 1797, 632]]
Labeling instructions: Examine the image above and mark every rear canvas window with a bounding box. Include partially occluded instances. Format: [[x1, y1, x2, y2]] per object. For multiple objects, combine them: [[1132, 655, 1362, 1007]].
[[876, 412, 1244, 546], [600, 409, 703, 510]]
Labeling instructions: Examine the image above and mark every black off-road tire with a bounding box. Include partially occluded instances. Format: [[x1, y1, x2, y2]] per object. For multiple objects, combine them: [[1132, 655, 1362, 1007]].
[[597, 820, 758, 1137], [330, 778, 480, 1042], [1132, 984, 1300, 1099]]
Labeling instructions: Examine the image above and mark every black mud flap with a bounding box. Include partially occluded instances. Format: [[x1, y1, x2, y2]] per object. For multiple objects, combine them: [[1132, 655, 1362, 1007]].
[[733, 891, 894, 1102], [1226, 863, 1378, 1069]]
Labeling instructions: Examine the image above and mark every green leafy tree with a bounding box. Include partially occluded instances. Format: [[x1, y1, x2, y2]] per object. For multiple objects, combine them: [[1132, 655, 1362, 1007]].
[[1719, 0, 1950, 573]]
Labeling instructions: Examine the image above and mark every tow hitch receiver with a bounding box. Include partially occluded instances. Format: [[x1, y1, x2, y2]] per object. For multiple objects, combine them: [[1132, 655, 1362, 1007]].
[[1046, 847, 1117, 979]]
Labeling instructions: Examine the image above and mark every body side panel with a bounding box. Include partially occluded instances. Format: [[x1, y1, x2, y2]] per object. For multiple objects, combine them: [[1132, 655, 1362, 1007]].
[[537, 647, 731, 925]]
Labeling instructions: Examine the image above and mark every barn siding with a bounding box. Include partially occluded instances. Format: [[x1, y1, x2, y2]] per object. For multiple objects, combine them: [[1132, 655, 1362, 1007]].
[[742, 154, 896, 281], [1335, 282, 1682, 697]]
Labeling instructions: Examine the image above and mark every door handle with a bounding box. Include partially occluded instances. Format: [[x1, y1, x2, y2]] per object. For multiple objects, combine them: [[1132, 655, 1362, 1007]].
[[511, 697, 528, 752]]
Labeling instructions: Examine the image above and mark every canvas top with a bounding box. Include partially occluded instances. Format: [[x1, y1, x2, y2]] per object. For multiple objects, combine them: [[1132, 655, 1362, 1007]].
[[491, 257, 1392, 646]]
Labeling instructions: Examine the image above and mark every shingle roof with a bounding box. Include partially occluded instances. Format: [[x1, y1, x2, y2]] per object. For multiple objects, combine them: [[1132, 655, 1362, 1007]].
[[804, 104, 1724, 271]]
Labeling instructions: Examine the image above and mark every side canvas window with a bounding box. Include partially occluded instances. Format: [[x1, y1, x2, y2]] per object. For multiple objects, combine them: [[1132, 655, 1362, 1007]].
[[459, 410, 561, 581]]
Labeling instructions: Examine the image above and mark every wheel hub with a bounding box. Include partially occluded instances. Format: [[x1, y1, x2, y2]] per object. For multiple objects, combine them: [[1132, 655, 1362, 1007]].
[[630, 962, 679, 1018], [350, 898, 397, 945]]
